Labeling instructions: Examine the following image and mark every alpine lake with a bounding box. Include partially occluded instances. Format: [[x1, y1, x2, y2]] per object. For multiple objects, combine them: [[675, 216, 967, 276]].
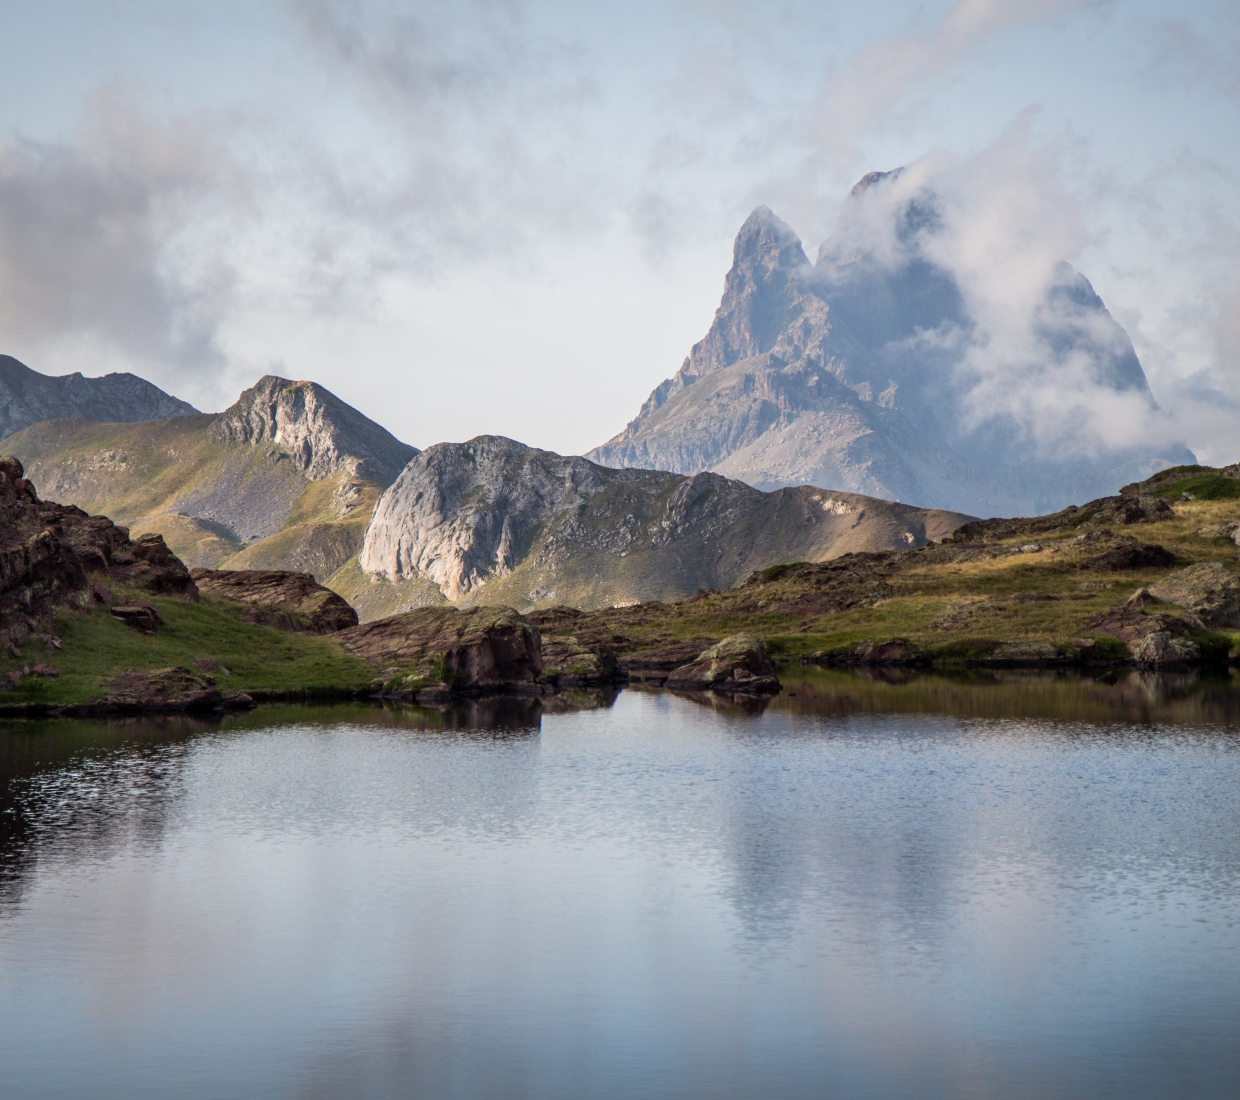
[[2, 669, 1238, 1099]]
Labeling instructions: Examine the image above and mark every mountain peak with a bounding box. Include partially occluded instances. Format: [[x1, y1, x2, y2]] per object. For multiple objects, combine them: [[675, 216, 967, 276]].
[[848, 168, 904, 198], [733, 205, 808, 270], [211, 375, 417, 484]]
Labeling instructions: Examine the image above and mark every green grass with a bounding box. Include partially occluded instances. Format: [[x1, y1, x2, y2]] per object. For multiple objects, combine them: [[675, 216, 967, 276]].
[[1151, 474, 1240, 502], [0, 585, 371, 707]]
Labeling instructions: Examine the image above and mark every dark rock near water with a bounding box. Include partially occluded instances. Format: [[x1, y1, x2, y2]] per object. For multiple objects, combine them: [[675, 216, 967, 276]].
[[665, 633, 781, 693], [190, 567, 358, 633], [339, 605, 543, 692], [54, 667, 255, 716]]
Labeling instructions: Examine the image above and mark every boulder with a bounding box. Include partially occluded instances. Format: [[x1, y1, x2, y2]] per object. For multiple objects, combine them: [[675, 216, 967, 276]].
[[81, 667, 228, 713], [1085, 537, 1176, 571], [665, 633, 781, 694], [110, 602, 163, 634], [1132, 632, 1200, 670], [1148, 562, 1240, 628], [190, 568, 358, 633], [338, 605, 542, 693], [540, 633, 622, 686]]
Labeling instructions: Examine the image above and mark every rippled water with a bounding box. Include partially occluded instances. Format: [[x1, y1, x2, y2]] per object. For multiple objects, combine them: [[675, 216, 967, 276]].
[[2, 676, 1239, 1099]]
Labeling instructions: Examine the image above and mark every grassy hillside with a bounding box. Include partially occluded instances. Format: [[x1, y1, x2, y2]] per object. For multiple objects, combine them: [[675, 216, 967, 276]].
[[0, 583, 371, 710], [7, 415, 387, 580], [542, 476, 1240, 667]]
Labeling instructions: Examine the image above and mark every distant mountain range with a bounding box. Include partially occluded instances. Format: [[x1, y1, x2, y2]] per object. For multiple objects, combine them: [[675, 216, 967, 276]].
[[6, 365, 967, 618], [588, 171, 1193, 516], [0, 354, 197, 440]]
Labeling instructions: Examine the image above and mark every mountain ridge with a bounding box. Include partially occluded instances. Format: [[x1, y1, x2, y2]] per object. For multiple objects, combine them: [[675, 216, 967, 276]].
[[0, 354, 197, 442], [588, 174, 1193, 517]]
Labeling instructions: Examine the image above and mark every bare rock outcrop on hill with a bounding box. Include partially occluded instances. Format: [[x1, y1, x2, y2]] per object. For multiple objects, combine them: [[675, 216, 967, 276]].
[[211, 375, 417, 484], [588, 176, 1193, 517], [338, 605, 543, 690], [190, 568, 359, 633], [0, 355, 196, 443], [0, 454, 196, 649], [359, 435, 969, 609]]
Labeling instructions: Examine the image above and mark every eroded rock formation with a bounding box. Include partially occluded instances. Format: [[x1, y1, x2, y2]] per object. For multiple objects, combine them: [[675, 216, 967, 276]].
[[190, 568, 359, 633], [0, 454, 196, 649]]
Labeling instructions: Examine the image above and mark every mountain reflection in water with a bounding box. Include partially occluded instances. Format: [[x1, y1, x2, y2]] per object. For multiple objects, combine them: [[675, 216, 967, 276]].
[[0, 678, 1238, 1100]]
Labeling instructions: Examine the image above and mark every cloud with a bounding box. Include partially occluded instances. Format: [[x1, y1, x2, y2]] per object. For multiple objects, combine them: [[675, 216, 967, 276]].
[[0, 92, 242, 379], [812, 0, 1097, 156], [821, 126, 1186, 459], [288, 0, 609, 268]]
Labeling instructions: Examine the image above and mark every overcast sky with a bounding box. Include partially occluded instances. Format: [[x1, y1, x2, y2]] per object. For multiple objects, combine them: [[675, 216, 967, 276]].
[[0, 0, 1236, 460]]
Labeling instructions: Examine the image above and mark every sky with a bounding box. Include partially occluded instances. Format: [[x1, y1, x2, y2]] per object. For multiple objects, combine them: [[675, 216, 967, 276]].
[[0, 0, 1236, 461]]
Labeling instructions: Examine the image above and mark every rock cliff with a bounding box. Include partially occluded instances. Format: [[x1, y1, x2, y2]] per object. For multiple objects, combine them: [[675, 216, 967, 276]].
[[359, 434, 970, 609], [0, 355, 197, 442], [589, 176, 1193, 517]]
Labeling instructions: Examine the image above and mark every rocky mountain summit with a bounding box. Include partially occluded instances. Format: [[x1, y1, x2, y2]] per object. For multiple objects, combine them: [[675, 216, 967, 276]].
[[0, 355, 197, 442], [589, 174, 1193, 517], [359, 434, 969, 610], [211, 375, 416, 484]]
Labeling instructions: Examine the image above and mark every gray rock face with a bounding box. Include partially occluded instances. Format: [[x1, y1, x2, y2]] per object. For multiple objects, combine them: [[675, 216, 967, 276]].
[[360, 434, 970, 606], [1149, 562, 1240, 628], [0, 355, 197, 441], [588, 177, 1194, 518], [211, 375, 417, 484]]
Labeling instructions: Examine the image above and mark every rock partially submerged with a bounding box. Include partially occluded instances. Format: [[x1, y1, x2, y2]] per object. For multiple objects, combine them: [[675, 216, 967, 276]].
[[190, 568, 359, 633], [339, 605, 543, 695], [665, 633, 780, 693]]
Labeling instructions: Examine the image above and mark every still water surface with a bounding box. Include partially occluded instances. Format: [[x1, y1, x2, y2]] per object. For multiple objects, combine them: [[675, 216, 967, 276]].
[[1, 673, 1239, 1099]]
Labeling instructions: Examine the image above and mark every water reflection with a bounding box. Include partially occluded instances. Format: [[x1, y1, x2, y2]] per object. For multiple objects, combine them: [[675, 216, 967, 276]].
[[775, 666, 1240, 724], [0, 682, 1238, 1099]]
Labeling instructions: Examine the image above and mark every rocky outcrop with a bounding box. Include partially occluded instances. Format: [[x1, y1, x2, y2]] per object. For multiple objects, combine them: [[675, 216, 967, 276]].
[[0, 355, 196, 443], [588, 174, 1193, 517], [190, 568, 359, 633], [359, 435, 969, 608], [211, 375, 417, 484], [0, 455, 196, 650], [664, 633, 781, 693], [1149, 563, 1240, 628], [539, 633, 622, 686], [338, 605, 543, 692], [54, 667, 255, 716]]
